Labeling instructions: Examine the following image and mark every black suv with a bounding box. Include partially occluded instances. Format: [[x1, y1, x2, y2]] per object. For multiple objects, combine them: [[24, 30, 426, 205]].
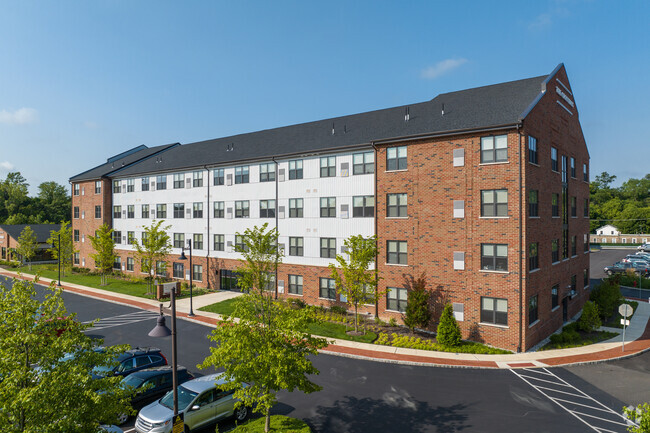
[[122, 366, 194, 411], [93, 347, 167, 378]]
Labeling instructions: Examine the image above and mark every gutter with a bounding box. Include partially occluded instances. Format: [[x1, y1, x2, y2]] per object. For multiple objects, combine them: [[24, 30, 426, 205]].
[[371, 141, 379, 318], [204, 165, 211, 290], [272, 157, 279, 300], [517, 123, 524, 353]]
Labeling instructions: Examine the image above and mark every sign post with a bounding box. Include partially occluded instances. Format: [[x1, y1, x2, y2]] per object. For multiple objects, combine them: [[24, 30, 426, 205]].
[[619, 303, 633, 352]]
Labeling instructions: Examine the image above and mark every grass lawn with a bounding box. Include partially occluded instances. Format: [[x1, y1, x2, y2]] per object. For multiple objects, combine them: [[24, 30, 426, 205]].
[[229, 415, 311, 432], [199, 297, 240, 316]]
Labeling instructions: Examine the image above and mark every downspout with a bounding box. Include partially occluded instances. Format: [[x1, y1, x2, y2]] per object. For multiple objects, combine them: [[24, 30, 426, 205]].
[[517, 124, 524, 353], [204, 165, 211, 290], [272, 157, 279, 300], [371, 142, 379, 318]]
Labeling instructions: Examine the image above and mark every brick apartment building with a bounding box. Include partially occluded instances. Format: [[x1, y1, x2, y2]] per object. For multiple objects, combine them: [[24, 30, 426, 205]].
[[70, 63, 590, 351], [0, 224, 61, 262]]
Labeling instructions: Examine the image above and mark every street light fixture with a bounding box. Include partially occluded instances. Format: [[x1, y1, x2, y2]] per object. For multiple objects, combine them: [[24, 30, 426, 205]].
[[57, 233, 62, 287], [148, 289, 178, 417], [178, 240, 194, 317]]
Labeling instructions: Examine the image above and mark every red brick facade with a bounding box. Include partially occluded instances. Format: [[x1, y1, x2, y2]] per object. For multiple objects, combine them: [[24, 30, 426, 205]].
[[71, 179, 112, 268]]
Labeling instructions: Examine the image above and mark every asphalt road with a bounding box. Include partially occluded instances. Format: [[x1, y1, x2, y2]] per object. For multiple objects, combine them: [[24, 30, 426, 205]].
[[3, 271, 647, 433], [589, 247, 638, 279]]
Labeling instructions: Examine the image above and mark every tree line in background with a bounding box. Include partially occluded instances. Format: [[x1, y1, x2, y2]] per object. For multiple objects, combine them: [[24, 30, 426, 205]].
[[0, 172, 70, 224], [590, 172, 650, 234]]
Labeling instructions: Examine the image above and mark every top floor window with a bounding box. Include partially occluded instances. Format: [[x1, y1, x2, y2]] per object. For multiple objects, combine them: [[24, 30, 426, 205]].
[[113, 180, 121, 194], [386, 146, 407, 171], [551, 147, 558, 172], [213, 168, 224, 186], [173, 173, 185, 189], [570, 157, 576, 178], [141, 177, 149, 191], [193, 171, 203, 187], [583, 163, 588, 182], [235, 166, 249, 184], [480, 135, 507, 163], [73, 184, 80, 196], [353, 151, 374, 174], [95, 180, 102, 194], [528, 136, 538, 164], [156, 175, 167, 190], [288, 160, 303, 180], [126, 179, 134, 192], [320, 156, 336, 178], [259, 163, 275, 182]]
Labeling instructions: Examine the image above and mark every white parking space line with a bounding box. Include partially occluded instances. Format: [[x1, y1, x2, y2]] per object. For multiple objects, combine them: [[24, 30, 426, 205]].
[[84, 310, 159, 331], [511, 367, 635, 433], [122, 428, 135, 433]]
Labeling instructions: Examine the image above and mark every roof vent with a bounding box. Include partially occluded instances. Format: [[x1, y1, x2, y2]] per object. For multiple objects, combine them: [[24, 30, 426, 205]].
[[226, 143, 234, 152], [405, 107, 410, 122], [331, 122, 335, 136], [441, 103, 445, 116]]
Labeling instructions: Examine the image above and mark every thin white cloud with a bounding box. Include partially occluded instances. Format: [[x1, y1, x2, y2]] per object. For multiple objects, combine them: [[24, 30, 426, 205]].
[[0, 107, 38, 125], [420, 58, 468, 80], [0, 161, 15, 171], [528, 12, 553, 30], [84, 121, 99, 129]]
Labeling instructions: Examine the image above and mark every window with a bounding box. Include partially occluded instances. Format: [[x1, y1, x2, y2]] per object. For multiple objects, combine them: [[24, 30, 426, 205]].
[[289, 275, 303, 295], [127, 205, 134, 219], [551, 193, 559, 217], [387, 240, 407, 265], [561, 155, 568, 183], [571, 197, 577, 217], [220, 269, 240, 290], [213, 168, 224, 186], [289, 198, 303, 218], [173, 203, 185, 219], [156, 175, 167, 190], [235, 166, 249, 184], [141, 177, 149, 191], [173, 233, 185, 249], [141, 232, 149, 243], [387, 193, 407, 218], [113, 256, 122, 270], [529, 243, 539, 271], [480, 297, 508, 326], [74, 230, 80, 242], [320, 156, 336, 177], [213, 201, 224, 218], [74, 252, 80, 265], [74, 184, 80, 196], [319, 277, 336, 299], [113, 180, 121, 194], [73, 207, 79, 219], [127, 231, 135, 245], [528, 136, 538, 164], [571, 275, 577, 293], [551, 239, 559, 263], [193, 202, 203, 219], [126, 179, 135, 192], [193, 265, 203, 282], [95, 180, 102, 194], [353, 151, 374, 174], [193, 234, 203, 250], [95, 205, 102, 219], [387, 146, 407, 170], [529, 190, 539, 217], [320, 238, 336, 259], [584, 234, 589, 252], [192, 171, 203, 187], [584, 269, 589, 288], [113, 231, 122, 245], [235, 201, 249, 218], [481, 189, 508, 217], [584, 198, 589, 217], [481, 244, 508, 271], [173, 173, 184, 189], [289, 237, 303, 256], [480, 135, 508, 163], [571, 235, 577, 256], [259, 200, 276, 218], [173, 263, 184, 279], [142, 204, 149, 219], [551, 147, 558, 172], [550, 285, 559, 309], [113, 205, 121, 219], [259, 163, 275, 182], [213, 234, 224, 251], [570, 157, 576, 178], [387, 287, 407, 312], [235, 235, 249, 252], [353, 196, 374, 217], [583, 163, 588, 182], [288, 160, 303, 180], [156, 261, 166, 276], [127, 257, 134, 271], [320, 197, 336, 218], [529, 295, 538, 324]]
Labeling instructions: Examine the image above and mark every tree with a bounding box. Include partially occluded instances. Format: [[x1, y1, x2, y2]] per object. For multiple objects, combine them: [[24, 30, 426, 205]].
[[578, 301, 602, 332], [403, 272, 431, 331], [47, 222, 76, 277], [0, 277, 133, 432], [624, 403, 650, 433], [89, 224, 115, 286], [437, 303, 462, 347], [16, 226, 38, 270], [328, 235, 379, 333], [235, 223, 282, 297], [132, 220, 171, 293], [35, 182, 71, 224], [590, 277, 624, 320], [0, 172, 30, 223]]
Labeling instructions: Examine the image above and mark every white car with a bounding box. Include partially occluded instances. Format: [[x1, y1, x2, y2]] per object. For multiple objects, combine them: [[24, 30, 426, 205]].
[[638, 244, 650, 252], [134, 373, 249, 433]]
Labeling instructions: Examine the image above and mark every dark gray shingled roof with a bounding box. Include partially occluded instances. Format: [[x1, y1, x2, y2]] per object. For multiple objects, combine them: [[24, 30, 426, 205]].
[[108, 71, 551, 178], [0, 224, 61, 244], [69, 143, 180, 182]]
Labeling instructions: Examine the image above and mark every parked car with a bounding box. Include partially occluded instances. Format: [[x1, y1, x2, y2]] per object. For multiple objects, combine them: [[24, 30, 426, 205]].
[[622, 254, 650, 265], [93, 347, 167, 379], [604, 261, 649, 276], [637, 244, 650, 252], [134, 373, 249, 433]]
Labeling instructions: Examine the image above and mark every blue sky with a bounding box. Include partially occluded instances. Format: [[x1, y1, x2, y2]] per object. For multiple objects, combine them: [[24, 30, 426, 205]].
[[1, 0, 648, 194]]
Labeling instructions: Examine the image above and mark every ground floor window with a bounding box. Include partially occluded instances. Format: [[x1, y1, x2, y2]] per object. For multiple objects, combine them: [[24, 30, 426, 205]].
[[156, 261, 166, 277], [74, 252, 80, 265], [126, 257, 134, 272], [288, 275, 303, 295], [173, 262, 184, 279], [319, 277, 336, 300], [113, 256, 122, 270], [193, 265, 203, 282], [480, 297, 507, 326], [386, 287, 407, 312]]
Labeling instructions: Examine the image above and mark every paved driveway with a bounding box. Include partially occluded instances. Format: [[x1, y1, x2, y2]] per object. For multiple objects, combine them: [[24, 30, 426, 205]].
[[590, 247, 637, 279]]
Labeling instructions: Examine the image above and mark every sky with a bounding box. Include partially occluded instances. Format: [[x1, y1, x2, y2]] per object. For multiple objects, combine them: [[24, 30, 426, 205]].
[[1, 0, 648, 195]]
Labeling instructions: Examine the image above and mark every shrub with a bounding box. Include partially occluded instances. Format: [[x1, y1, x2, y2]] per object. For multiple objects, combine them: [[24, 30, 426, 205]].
[[590, 279, 623, 319], [329, 305, 347, 316], [436, 304, 462, 347], [0, 259, 19, 268], [288, 298, 306, 309], [403, 273, 431, 331], [579, 301, 602, 332], [388, 317, 397, 327]]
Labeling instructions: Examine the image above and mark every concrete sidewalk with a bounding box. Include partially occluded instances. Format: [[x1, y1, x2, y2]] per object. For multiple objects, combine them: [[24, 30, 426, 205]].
[[3, 269, 650, 369]]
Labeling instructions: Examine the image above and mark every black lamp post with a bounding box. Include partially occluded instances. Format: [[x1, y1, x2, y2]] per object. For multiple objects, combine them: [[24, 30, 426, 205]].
[[57, 233, 61, 287], [148, 289, 178, 417], [178, 240, 194, 317]]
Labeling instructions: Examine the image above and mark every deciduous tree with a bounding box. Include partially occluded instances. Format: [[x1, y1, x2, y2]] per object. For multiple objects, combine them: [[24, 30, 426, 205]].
[[16, 226, 38, 270], [403, 272, 431, 331], [132, 220, 171, 293], [89, 223, 115, 286], [47, 222, 76, 276]]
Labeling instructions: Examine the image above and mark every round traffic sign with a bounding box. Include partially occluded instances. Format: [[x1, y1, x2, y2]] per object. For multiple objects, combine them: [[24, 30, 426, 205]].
[[619, 303, 633, 318]]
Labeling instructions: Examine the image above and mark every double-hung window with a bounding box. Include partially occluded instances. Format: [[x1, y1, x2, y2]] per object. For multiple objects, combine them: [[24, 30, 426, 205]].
[[584, 198, 589, 217], [126, 231, 135, 245], [213, 234, 224, 251], [571, 235, 577, 256], [259, 200, 276, 218], [156, 175, 167, 190], [570, 157, 576, 178], [173, 203, 184, 218], [353, 196, 374, 217], [95, 180, 102, 194], [353, 151, 374, 174], [126, 257, 134, 271], [529, 295, 538, 324], [95, 205, 102, 219], [320, 197, 336, 218], [213, 201, 224, 218], [552, 285, 559, 309], [193, 265, 203, 282], [193, 234, 203, 250], [529, 242, 539, 271], [73, 230, 80, 242], [571, 197, 577, 217], [481, 244, 508, 271], [480, 135, 508, 163], [387, 193, 407, 218], [386, 146, 407, 170], [235, 166, 249, 184], [551, 239, 560, 263], [387, 287, 407, 312], [583, 163, 588, 182], [113, 205, 121, 219], [74, 184, 80, 196], [319, 277, 336, 299], [387, 241, 407, 265], [289, 275, 303, 295], [289, 198, 303, 218], [551, 193, 559, 217], [113, 180, 121, 194], [173, 263, 184, 279], [289, 237, 303, 256], [126, 179, 134, 192], [127, 205, 135, 219], [259, 163, 275, 182], [156, 204, 167, 219], [141, 177, 149, 191], [235, 235, 248, 252], [528, 136, 538, 164], [113, 231, 122, 245], [480, 297, 507, 326], [141, 204, 149, 219], [173, 233, 184, 249], [173, 173, 184, 189], [320, 156, 336, 177], [551, 147, 558, 172], [481, 189, 508, 217], [213, 168, 224, 186], [192, 171, 203, 187], [235, 201, 249, 218], [74, 206, 80, 219], [320, 238, 336, 258], [193, 202, 203, 218], [529, 190, 539, 217], [288, 160, 303, 179], [113, 256, 122, 270]]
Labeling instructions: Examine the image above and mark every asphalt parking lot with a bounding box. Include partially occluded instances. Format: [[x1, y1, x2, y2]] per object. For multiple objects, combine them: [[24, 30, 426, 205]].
[[590, 247, 638, 279]]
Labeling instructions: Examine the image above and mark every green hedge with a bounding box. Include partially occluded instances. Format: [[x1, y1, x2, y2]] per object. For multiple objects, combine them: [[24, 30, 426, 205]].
[[230, 415, 311, 432], [374, 333, 510, 354]]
